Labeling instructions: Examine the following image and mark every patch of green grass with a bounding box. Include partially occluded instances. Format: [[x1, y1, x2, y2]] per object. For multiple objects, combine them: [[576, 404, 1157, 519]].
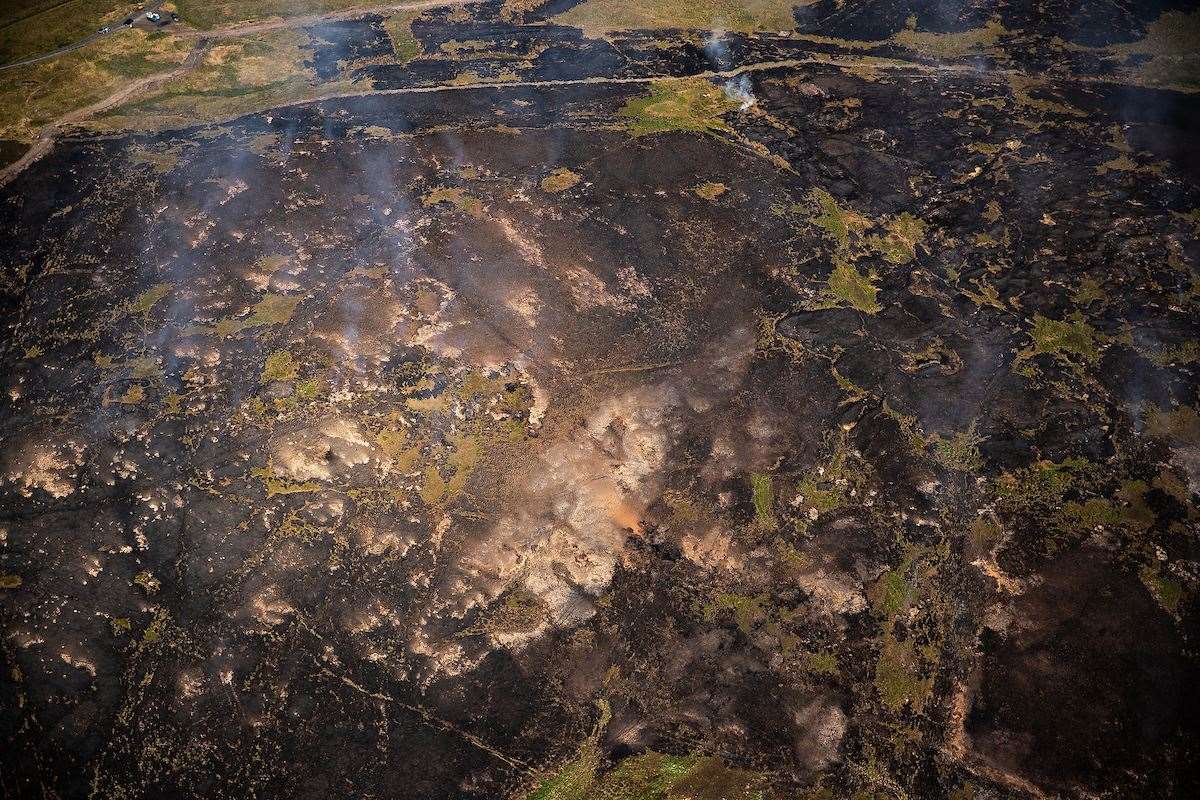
[[869, 554, 918, 619], [875, 636, 932, 711], [892, 16, 1007, 58], [384, 11, 422, 64], [825, 262, 881, 314], [995, 458, 1093, 508], [541, 167, 582, 193], [421, 186, 484, 217], [929, 422, 984, 473], [1140, 566, 1186, 615], [251, 465, 320, 497], [262, 350, 297, 383], [1020, 312, 1101, 365], [749, 472, 777, 529], [809, 188, 871, 247], [555, 0, 799, 37], [804, 650, 839, 675], [131, 282, 171, 316], [693, 181, 727, 200], [619, 78, 740, 137], [215, 293, 301, 337], [869, 212, 926, 264], [704, 592, 768, 635], [529, 745, 764, 800]]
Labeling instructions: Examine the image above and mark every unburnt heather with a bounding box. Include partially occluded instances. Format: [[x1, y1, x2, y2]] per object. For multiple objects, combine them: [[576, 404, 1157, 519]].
[[1, 1, 1199, 799]]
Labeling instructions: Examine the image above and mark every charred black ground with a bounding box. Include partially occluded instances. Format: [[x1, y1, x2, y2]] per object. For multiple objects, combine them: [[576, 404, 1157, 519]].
[[1, 1, 1199, 799]]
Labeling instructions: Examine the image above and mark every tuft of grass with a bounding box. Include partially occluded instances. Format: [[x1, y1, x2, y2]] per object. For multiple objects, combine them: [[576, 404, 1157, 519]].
[[693, 181, 727, 200], [261, 350, 297, 383], [540, 167, 582, 193], [421, 186, 484, 217], [619, 78, 740, 137], [749, 472, 777, 529]]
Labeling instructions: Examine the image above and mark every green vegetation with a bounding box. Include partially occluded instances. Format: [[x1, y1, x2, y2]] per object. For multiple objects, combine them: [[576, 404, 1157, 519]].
[[804, 650, 838, 675], [693, 181, 728, 200], [383, 11, 422, 64], [261, 350, 297, 382], [174, 0, 374, 30], [875, 635, 933, 711], [1140, 566, 1187, 615], [527, 699, 765, 800], [541, 167, 582, 193], [214, 293, 301, 337], [1016, 312, 1101, 368], [95, 30, 334, 132], [809, 188, 870, 247], [619, 79, 740, 137], [869, 212, 926, 264], [0, 1, 138, 65], [826, 262, 881, 314], [0, 574, 22, 589], [995, 458, 1093, 508], [0, 29, 190, 141], [422, 186, 484, 217], [251, 465, 320, 498], [929, 423, 984, 473], [704, 592, 768, 634], [892, 16, 1006, 58], [749, 472, 777, 529], [555, 0, 800, 37], [131, 282, 171, 317]]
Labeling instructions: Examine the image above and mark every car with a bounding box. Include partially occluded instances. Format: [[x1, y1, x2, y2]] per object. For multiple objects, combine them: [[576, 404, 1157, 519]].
[[123, 18, 133, 26], [98, 26, 109, 33], [146, 12, 160, 21]]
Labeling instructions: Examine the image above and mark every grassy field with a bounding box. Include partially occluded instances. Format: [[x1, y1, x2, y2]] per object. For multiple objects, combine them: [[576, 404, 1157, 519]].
[[0, 28, 189, 140], [555, 0, 807, 36], [92, 29, 339, 131], [0, 0, 141, 65], [173, 0, 375, 30]]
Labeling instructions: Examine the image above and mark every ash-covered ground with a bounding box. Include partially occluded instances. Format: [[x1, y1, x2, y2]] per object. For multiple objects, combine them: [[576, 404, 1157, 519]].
[[1, 2, 1199, 799]]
